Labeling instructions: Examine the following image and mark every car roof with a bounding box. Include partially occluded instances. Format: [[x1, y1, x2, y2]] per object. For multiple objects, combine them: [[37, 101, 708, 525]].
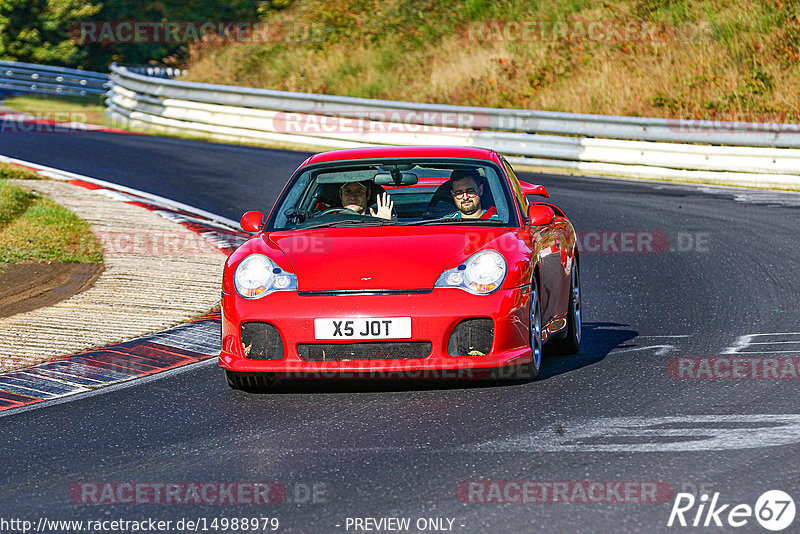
[[302, 146, 499, 166]]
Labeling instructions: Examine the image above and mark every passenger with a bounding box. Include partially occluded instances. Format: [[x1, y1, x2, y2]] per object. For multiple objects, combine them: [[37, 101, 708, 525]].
[[339, 181, 393, 220], [446, 169, 499, 220]]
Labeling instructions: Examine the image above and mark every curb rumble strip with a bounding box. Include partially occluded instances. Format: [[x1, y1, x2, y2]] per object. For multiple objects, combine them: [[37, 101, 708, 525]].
[[0, 155, 248, 413]]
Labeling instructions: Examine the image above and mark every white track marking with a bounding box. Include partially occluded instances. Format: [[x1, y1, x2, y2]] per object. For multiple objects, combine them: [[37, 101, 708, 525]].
[[462, 414, 800, 453], [723, 333, 800, 355], [0, 154, 240, 229], [612, 345, 676, 356]]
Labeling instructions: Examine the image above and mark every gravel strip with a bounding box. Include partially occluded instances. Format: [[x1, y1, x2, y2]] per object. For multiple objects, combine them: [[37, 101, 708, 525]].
[[0, 180, 226, 371]]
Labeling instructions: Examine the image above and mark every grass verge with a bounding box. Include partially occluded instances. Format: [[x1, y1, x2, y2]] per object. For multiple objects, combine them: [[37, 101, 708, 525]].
[[0, 162, 43, 181], [2, 94, 107, 126], [184, 0, 800, 121], [0, 165, 104, 270]]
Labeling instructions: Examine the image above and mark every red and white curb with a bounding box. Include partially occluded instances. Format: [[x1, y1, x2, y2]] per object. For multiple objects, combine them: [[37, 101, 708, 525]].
[[0, 155, 248, 413]]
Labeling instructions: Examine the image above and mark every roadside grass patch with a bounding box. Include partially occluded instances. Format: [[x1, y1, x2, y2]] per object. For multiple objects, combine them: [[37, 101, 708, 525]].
[[0, 171, 103, 266], [0, 162, 42, 181], [2, 94, 107, 126]]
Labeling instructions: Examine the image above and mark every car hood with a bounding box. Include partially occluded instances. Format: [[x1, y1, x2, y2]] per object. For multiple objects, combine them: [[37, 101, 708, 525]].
[[266, 226, 517, 292]]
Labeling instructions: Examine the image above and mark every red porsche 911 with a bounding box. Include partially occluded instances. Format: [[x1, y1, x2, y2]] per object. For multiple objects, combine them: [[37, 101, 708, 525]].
[[219, 146, 580, 390]]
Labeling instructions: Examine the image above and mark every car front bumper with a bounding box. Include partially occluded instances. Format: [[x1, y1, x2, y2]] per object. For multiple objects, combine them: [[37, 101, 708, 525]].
[[219, 286, 533, 375]]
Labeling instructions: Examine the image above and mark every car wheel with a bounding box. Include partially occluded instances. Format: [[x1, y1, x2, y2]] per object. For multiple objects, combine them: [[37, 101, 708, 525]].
[[225, 370, 275, 392], [522, 276, 543, 380], [485, 277, 542, 382], [551, 261, 581, 355]]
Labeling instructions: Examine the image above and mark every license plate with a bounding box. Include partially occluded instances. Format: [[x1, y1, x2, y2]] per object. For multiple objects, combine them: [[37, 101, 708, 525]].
[[314, 317, 412, 340]]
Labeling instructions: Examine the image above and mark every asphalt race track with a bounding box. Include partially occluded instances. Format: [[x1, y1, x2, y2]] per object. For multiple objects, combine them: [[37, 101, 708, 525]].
[[2, 129, 800, 533]]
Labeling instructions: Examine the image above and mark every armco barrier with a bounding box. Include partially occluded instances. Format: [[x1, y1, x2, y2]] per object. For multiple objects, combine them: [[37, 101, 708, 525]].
[[120, 65, 187, 79], [106, 65, 800, 148], [0, 60, 109, 96], [5, 61, 798, 187], [105, 64, 800, 187]]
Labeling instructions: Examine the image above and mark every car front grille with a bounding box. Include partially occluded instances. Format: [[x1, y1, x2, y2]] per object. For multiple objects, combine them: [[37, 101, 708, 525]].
[[297, 342, 432, 361]]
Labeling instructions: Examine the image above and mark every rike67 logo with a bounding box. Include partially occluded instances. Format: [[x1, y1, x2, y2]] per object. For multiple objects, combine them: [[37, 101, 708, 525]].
[[668, 490, 795, 531]]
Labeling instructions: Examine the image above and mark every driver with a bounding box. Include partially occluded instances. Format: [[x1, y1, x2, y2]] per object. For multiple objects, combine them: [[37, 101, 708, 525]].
[[339, 181, 393, 220], [446, 169, 500, 220]]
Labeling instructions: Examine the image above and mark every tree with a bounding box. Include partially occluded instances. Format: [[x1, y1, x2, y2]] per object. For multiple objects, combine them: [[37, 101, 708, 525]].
[[1, 0, 260, 70], [0, 0, 100, 67]]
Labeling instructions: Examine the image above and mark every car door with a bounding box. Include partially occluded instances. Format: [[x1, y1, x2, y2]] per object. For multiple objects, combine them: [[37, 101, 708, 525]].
[[500, 157, 570, 328]]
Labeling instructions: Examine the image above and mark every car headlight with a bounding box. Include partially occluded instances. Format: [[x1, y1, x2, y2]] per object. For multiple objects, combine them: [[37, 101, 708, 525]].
[[234, 254, 297, 299], [434, 250, 506, 294]]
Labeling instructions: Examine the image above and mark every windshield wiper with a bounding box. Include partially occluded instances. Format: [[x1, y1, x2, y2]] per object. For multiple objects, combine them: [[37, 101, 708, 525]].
[[299, 219, 398, 230], [403, 217, 503, 226]]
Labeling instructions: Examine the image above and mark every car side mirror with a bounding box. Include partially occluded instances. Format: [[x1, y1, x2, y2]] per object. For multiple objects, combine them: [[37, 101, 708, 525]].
[[240, 211, 263, 233], [520, 182, 549, 198], [527, 204, 555, 226]]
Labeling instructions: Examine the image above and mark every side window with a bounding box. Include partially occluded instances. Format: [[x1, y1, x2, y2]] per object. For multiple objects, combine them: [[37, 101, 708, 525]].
[[501, 157, 528, 216]]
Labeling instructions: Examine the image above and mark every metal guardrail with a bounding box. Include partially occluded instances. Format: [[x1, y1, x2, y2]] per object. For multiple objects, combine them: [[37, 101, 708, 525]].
[[0, 60, 109, 96], [121, 66, 188, 79], [106, 63, 800, 187], [107, 64, 800, 148], [10, 61, 797, 185]]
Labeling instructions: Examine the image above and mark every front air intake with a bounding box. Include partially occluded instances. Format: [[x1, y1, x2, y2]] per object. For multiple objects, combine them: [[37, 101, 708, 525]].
[[241, 322, 285, 360], [447, 318, 493, 357]]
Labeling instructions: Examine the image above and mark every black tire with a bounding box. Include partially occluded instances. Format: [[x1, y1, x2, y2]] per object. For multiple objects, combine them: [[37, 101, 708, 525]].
[[551, 260, 581, 355], [517, 276, 543, 380], [485, 277, 542, 382], [224, 370, 275, 392]]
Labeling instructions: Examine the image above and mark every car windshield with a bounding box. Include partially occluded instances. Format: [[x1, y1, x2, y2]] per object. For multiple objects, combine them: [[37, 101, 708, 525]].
[[268, 159, 517, 231]]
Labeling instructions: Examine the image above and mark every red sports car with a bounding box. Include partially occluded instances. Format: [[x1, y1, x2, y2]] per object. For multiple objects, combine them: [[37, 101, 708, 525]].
[[219, 146, 580, 389]]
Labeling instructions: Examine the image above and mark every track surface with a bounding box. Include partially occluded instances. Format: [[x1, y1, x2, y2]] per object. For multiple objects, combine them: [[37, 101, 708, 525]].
[[2, 130, 800, 533]]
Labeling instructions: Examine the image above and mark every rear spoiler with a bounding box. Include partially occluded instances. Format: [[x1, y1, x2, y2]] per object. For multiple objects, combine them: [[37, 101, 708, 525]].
[[520, 182, 549, 198]]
